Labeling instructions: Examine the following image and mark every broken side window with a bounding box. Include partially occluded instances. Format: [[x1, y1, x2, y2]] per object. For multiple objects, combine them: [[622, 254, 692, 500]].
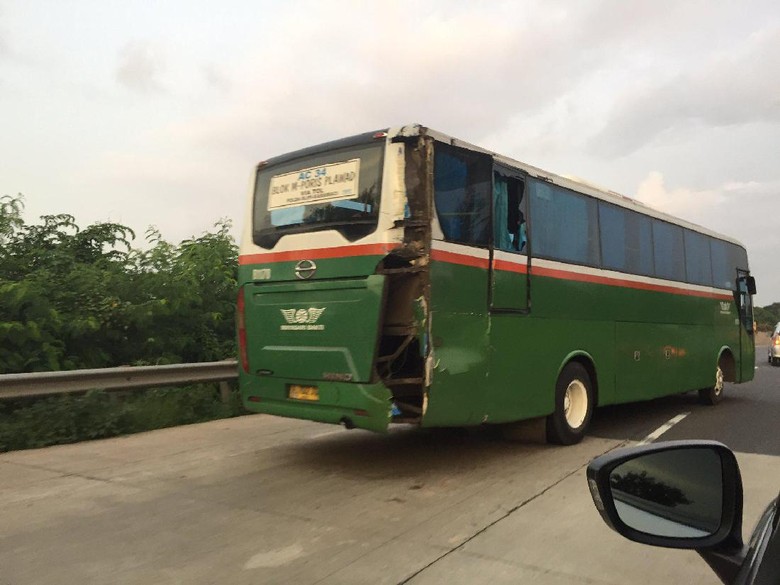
[[493, 172, 527, 253]]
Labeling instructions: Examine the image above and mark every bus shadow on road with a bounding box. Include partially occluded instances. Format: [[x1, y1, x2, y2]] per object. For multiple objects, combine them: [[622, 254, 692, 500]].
[[273, 425, 550, 481], [265, 387, 753, 480]]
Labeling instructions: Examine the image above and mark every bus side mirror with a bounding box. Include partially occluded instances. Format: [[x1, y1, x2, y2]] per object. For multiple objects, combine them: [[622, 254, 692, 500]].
[[746, 276, 757, 295]]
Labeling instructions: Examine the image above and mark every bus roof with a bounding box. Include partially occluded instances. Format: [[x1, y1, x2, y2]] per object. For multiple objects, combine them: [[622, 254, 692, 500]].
[[391, 124, 745, 249]]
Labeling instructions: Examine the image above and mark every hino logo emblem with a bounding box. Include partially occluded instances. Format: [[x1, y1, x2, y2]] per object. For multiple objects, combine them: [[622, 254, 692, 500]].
[[294, 259, 317, 279]]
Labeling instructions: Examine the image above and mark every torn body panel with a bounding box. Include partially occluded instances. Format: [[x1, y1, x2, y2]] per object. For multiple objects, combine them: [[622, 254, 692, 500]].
[[373, 133, 434, 424]]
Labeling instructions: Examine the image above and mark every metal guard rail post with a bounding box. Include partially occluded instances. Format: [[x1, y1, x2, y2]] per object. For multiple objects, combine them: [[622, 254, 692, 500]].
[[0, 361, 239, 400]]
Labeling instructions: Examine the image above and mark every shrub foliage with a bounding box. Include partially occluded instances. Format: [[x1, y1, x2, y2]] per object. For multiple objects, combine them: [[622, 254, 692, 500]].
[[0, 193, 244, 451], [0, 385, 244, 452], [755, 303, 780, 331], [0, 194, 238, 374]]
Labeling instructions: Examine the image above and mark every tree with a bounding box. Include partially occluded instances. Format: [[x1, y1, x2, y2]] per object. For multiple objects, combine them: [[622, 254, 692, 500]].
[[755, 303, 780, 331], [0, 194, 238, 373]]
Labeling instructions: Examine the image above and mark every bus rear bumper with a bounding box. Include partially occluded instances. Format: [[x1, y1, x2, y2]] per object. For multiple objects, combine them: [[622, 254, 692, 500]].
[[240, 376, 393, 433]]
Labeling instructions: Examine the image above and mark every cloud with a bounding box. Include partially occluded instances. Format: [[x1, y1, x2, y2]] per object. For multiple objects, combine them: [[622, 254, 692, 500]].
[[201, 63, 230, 93], [115, 41, 165, 93], [68, 141, 249, 245], [163, 3, 617, 161], [635, 171, 723, 218], [592, 25, 780, 155], [0, 6, 10, 61], [169, 1, 759, 166]]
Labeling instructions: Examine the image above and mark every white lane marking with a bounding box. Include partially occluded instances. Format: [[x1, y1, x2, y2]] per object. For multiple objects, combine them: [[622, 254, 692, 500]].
[[637, 412, 690, 445], [309, 429, 344, 440]]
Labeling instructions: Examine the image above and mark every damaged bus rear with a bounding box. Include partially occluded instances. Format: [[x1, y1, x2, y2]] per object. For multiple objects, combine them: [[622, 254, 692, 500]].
[[237, 127, 434, 432]]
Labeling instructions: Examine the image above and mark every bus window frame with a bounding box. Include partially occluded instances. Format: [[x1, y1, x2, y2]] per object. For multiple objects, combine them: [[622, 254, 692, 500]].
[[489, 163, 531, 314]]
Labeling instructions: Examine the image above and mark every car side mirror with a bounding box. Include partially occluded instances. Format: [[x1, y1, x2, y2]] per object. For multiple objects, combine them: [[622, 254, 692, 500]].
[[588, 441, 746, 583]]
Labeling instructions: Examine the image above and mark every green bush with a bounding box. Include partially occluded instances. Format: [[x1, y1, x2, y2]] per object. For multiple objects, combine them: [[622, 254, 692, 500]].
[[755, 303, 780, 331], [0, 194, 238, 374], [0, 385, 247, 452]]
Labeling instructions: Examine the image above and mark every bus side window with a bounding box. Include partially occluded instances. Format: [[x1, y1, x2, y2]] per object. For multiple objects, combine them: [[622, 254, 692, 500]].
[[711, 239, 748, 291], [651, 220, 686, 282], [493, 174, 526, 253], [598, 202, 653, 276], [529, 179, 599, 266], [433, 144, 491, 247]]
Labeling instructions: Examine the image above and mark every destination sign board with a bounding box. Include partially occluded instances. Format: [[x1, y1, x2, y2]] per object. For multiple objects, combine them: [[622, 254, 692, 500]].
[[268, 159, 361, 210]]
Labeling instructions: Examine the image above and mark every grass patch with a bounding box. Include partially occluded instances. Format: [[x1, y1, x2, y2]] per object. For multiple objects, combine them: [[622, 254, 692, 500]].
[[0, 384, 247, 452]]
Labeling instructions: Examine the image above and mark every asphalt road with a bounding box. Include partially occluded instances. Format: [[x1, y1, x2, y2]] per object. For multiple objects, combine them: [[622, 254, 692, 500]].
[[0, 348, 777, 585], [590, 347, 780, 456]]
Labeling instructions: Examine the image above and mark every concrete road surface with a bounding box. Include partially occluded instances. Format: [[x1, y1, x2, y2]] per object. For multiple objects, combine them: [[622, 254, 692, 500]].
[[1, 354, 778, 584], [0, 422, 777, 584]]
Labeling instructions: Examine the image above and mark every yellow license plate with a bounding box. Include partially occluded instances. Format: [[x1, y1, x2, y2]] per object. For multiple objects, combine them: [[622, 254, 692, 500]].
[[288, 385, 319, 401]]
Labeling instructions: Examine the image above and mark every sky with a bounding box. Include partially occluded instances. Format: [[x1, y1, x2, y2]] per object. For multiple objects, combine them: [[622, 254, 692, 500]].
[[1, 0, 778, 304]]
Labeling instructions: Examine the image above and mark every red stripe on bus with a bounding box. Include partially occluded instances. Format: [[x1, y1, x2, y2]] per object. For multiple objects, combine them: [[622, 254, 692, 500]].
[[430, 249, 490, 269], [243, 244, 732, 301], [493, 258, 528, 274], [239, 243, 398, 265], [431, 250, 732, 301], [530, 266, 733, 300]]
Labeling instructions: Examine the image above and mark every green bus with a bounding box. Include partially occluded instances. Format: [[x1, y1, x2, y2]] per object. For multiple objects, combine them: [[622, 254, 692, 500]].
[[236, 124, 756, 444]]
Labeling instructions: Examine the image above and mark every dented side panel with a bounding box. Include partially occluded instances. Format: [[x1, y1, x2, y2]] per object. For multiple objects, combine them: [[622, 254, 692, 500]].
[[422, 259, 491, 427]]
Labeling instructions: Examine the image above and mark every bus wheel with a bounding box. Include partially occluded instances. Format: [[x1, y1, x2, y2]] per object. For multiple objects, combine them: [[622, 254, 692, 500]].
[[546, 362, 593, 445], [698, 365, 724, 405]]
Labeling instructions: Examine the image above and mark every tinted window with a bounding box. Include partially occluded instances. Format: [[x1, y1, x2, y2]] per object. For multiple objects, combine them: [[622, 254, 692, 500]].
[[684, 230, 714, 286], [711, 239, 748, 289], [529, 180, 599, 265], [434, 143, 491, 246], [652, 220, 686, 281], [599, 203, 654, 275]]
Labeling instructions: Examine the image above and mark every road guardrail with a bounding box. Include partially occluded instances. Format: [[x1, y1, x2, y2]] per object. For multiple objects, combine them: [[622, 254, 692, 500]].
[[0, 360, 239, 400]]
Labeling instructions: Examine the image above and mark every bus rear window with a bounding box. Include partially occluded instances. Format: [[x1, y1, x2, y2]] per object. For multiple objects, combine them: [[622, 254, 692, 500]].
[[253, 143, 384, 249]]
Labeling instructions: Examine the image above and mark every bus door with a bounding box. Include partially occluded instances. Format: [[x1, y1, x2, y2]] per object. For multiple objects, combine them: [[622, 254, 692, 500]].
[[736, 269, 756, 381], [485, 167, 535, 422], [490, 168, 529, 312]]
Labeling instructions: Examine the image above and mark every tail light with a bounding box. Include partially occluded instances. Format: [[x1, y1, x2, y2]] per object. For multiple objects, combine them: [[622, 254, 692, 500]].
[[237, 287, 249, 373], [774, 337, 780, 346]]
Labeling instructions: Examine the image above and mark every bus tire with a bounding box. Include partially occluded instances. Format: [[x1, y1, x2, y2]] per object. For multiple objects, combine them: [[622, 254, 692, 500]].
[[698, 365, 724, 405], [546, 362, 593, 445]]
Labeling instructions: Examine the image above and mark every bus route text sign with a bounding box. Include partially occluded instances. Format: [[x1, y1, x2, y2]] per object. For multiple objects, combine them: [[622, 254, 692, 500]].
[[268, 159, 361, 210]]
